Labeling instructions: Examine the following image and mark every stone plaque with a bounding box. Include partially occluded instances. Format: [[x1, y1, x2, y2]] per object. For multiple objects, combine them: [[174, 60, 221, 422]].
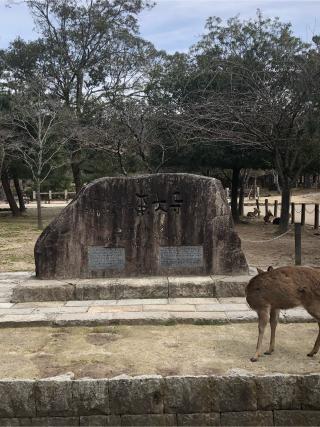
[[88, 247, 125, 270], [160, 246, 203, 268]]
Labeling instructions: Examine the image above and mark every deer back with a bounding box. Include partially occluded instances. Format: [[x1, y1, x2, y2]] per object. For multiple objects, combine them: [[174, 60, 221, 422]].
[[246, 267, 320, 310]]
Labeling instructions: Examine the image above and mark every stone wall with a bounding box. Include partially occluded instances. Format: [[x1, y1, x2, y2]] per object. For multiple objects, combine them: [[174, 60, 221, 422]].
[[0, 374, 320, 426]]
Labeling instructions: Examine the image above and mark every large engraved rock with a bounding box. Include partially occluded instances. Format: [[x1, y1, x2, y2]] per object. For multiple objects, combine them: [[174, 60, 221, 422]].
[[35, 174, 248, 279]]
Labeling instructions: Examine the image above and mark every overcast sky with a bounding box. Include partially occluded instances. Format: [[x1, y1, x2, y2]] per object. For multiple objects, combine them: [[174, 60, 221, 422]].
[[0, 0, 319, 52]]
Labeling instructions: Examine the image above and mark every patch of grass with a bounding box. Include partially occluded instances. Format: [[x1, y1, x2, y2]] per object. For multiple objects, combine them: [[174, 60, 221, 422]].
[[0, 206, 63, 272]]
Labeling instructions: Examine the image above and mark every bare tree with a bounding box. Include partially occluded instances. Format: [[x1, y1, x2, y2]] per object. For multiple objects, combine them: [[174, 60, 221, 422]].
[[21, 0, 155, 192], [91, 100, 184, 175], [7, 80, 75, 228]]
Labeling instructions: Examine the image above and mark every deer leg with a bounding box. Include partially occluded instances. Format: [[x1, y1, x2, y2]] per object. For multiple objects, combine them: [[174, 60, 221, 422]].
[[308, 322, 320, 357], [251, 308, 270, 362], [265, 308, 280, 355]]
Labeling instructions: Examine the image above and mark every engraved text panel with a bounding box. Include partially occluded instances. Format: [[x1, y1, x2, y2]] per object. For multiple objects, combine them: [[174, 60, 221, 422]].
[[88, 247, 125, 270], [160, 246, 203, 268]]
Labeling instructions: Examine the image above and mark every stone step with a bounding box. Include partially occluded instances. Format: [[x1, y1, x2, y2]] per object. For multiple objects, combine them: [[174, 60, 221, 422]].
[[11, 275, 253, 303], [0, 297, 314, 328]]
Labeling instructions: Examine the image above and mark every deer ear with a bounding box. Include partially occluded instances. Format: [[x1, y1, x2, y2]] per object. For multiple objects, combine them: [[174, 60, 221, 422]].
[[257, 268, 264, 274], [267, 266, 274, 272]]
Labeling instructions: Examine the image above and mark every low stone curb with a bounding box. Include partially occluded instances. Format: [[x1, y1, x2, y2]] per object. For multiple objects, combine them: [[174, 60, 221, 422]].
[[0, 310, 314, 328], [11, 275, 252, 303], [0, 374, 320, 426]]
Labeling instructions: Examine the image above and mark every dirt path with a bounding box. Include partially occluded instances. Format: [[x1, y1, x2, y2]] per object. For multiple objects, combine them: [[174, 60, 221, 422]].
[[236, 221, 320, 269], [0, 323, 319, 379]]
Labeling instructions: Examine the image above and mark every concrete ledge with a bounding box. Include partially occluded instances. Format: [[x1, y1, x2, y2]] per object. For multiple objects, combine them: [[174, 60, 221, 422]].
[[0, 374, 319, 426], [11, 275, 251, 303]]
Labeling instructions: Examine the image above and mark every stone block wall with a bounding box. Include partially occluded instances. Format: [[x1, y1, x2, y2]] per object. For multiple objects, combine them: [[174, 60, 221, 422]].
[[0, 374, 320, 426]]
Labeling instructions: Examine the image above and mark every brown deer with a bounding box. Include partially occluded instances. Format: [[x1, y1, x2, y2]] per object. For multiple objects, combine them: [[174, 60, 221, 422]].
[[246, 266, 320, 362], [263, 210, 274, 223], [247, 207, 260, 218]]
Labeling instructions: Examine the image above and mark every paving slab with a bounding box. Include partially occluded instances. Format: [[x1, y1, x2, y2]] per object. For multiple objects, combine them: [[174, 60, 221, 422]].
[[168, 276, 216, 284], [169, 298, 219, 305], [283, 309, 315, 323], [111, 311, 172, 324], [225, 311, 258, 322], [0, 308, 35, 316], [170, 311, 228, 324], [14, 302, 66, 308], [89, 306, 142, 313], [143, 304, 196, 312], [196, 303, 249, 312], [0, 313, 49, 327], [54, 312, 114, 327], [65, 300, 117, 307], [217, 297, 247, 304], [113, 298, 169, 306], [34, 306, 89, 314], [0, 303, 14, 309]]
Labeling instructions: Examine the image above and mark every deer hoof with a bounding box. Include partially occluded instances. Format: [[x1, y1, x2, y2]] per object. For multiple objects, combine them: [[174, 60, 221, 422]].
[[264, 351, 273, 355], [250, 357, 258, 362], [307, 353, 314, 357]]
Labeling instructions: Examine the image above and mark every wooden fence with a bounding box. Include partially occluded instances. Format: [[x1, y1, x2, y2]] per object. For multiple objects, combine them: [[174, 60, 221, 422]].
[[254, 199, 320, 230], [32, 190, 76, 203]]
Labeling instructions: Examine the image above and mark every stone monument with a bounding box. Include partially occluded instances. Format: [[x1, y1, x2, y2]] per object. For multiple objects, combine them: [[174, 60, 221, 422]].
[[35, 174, 248, 279]]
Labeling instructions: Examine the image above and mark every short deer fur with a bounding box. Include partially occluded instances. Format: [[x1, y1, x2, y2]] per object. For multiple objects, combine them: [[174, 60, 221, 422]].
[[246, 266, 320, 362]]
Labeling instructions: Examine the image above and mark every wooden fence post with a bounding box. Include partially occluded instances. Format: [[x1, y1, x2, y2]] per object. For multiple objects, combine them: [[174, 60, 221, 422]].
[[48, 190, 52, 204], [315, 204, 319, 230], [274, 200, 278, 218], [265, 199, 269, 216], [64, 189, 68, 201], [301, 204, 306, 225], [291, 203, 295, 224], [295, 223, 302, 266], [256, 199, 260, 217]]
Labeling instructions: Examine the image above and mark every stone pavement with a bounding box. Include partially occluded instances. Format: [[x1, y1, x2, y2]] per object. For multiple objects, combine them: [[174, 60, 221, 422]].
[[0, 272, 315, 328]]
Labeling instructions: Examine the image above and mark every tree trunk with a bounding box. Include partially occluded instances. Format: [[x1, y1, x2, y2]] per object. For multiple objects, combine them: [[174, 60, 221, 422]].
[[70, 149, 82, 194], [238, 180, 245, 217], [304, 174, 312, 189], [231, 167, 240, 223], [36, 179, 43, 230], [279, 182, 291, 232], [13, 176, 26, 212], [238, 170, 249, 217], [1, 171, 20, 216], [272, 170, 281, 194], [0, 147, 4, 178], [71, 161, 82, 194]]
